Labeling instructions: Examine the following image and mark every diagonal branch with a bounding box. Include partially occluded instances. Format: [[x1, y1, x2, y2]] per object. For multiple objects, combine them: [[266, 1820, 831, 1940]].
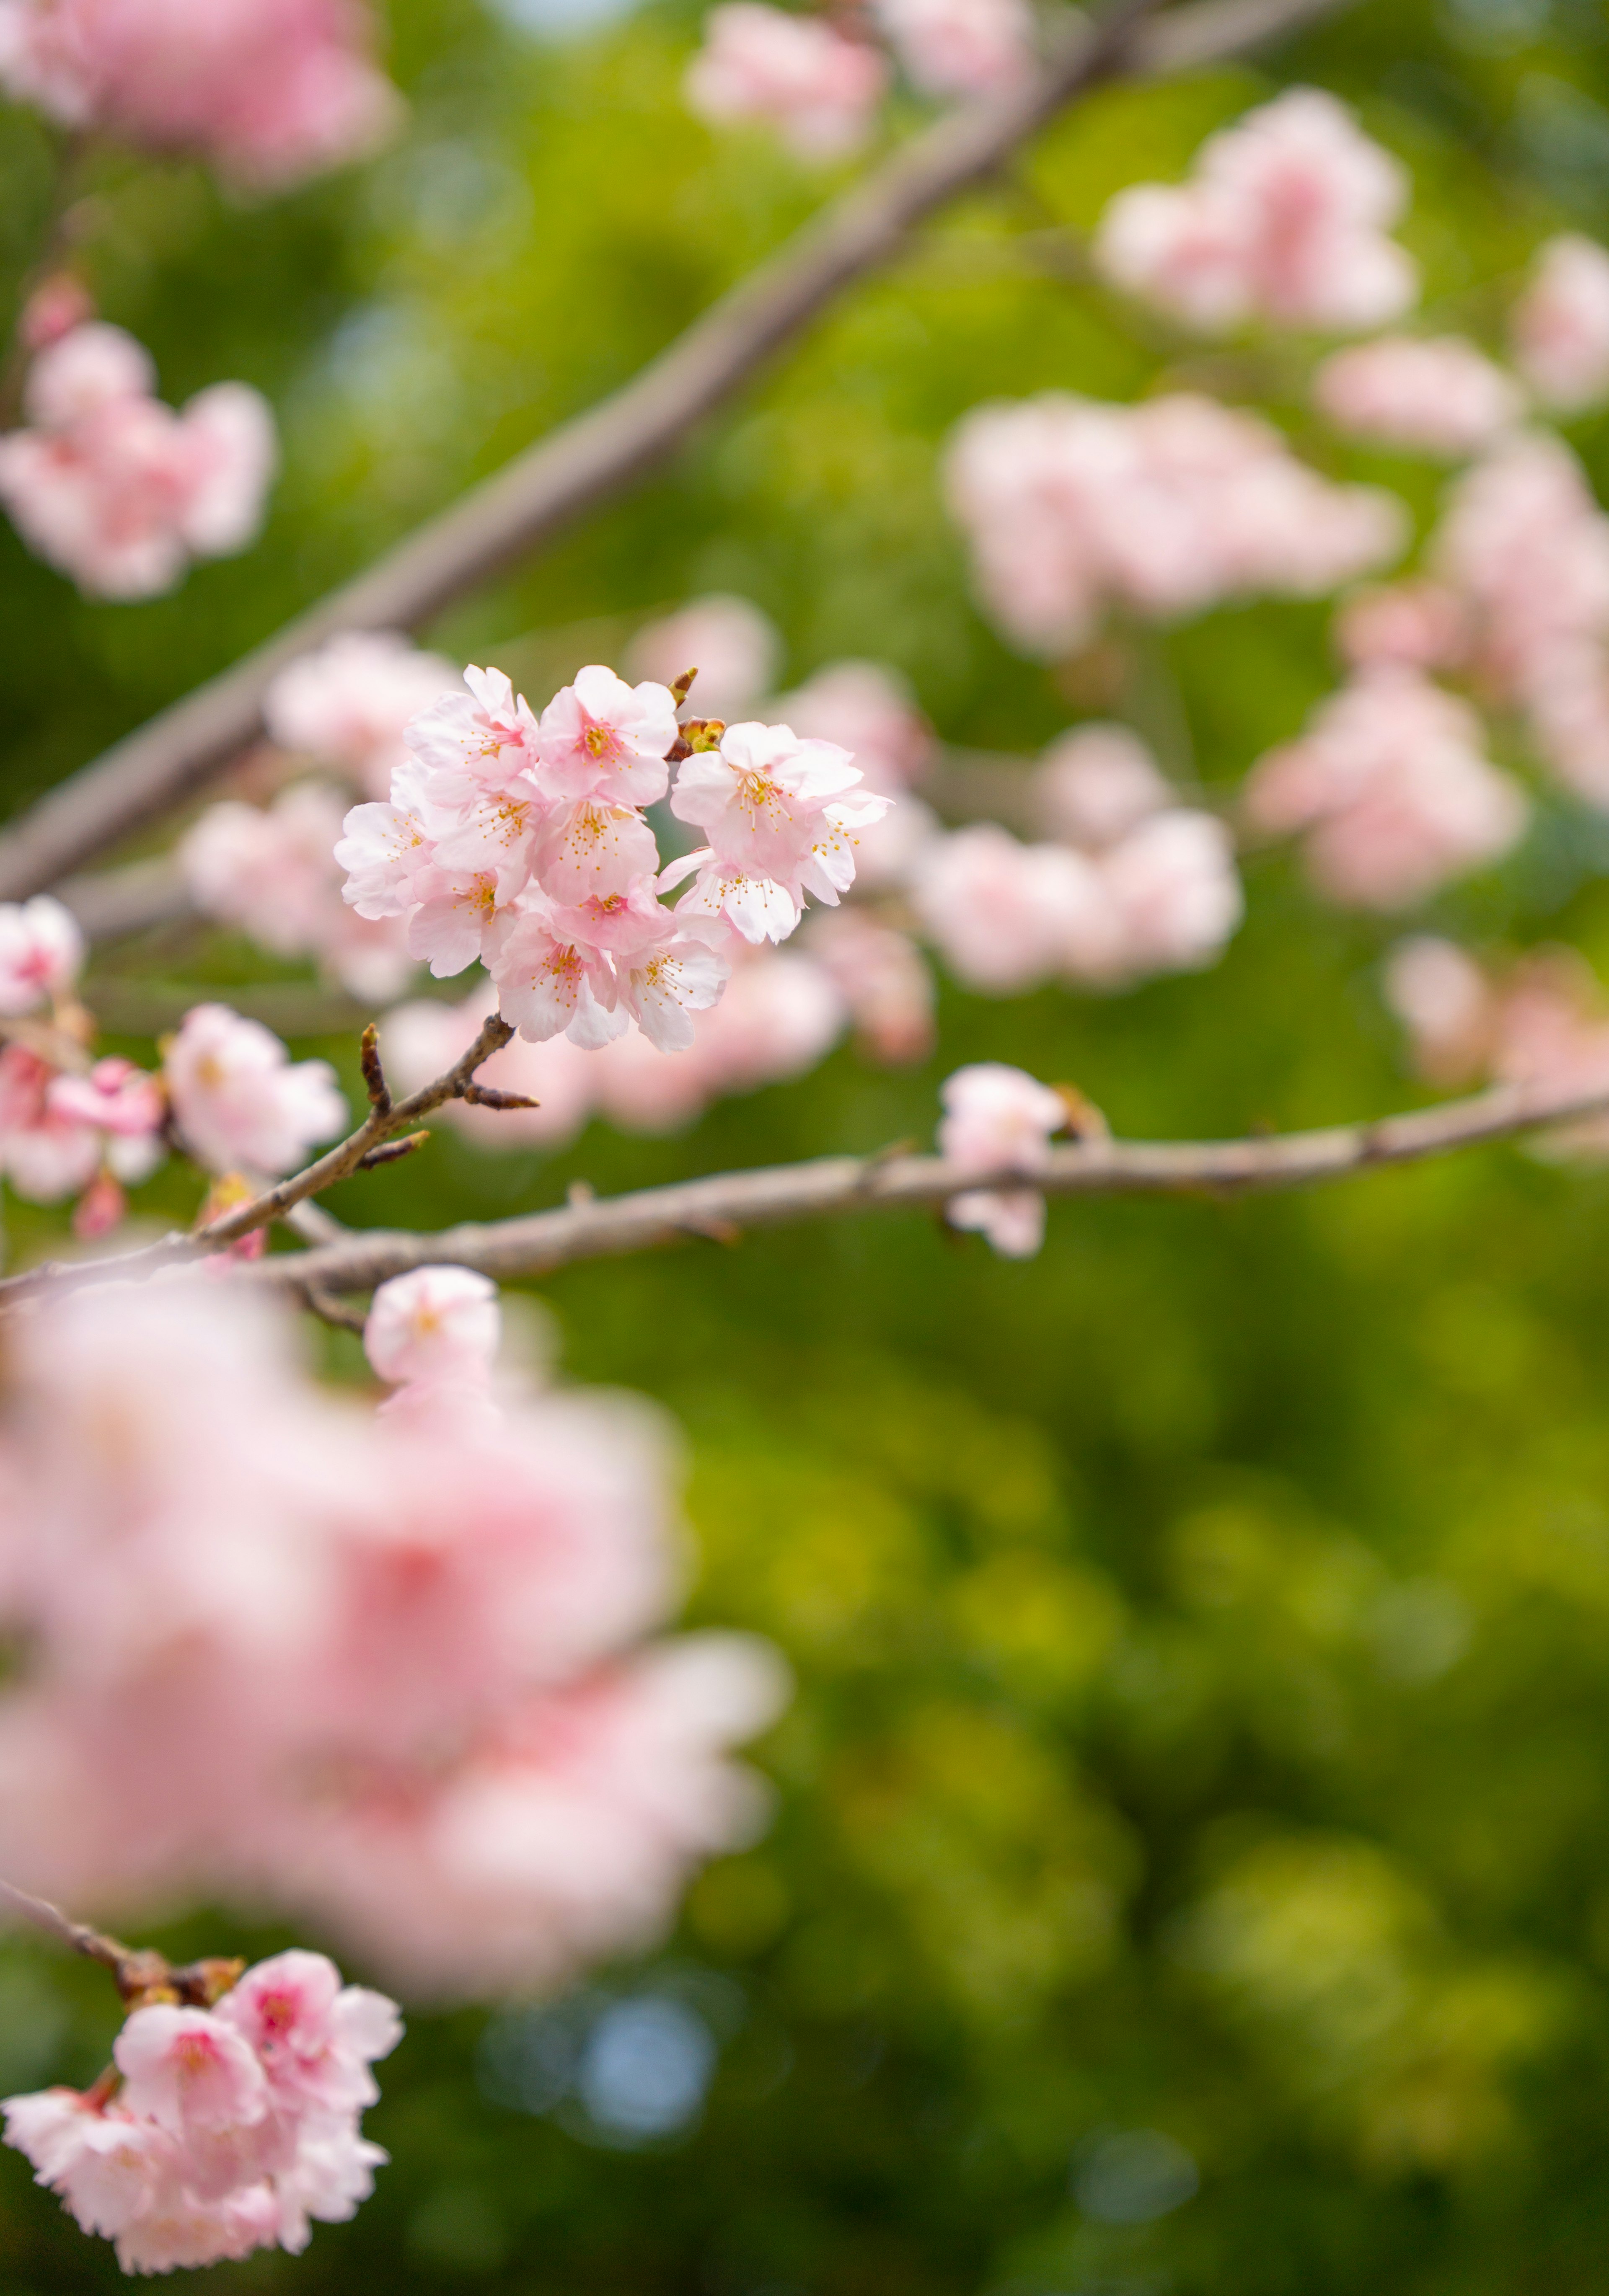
[[0, 1073, 1600, 1314], [0, 0, 1353, 903]]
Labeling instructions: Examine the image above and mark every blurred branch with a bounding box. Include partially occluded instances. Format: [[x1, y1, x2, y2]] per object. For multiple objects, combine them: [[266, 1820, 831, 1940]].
[[0, 0, 1354, 904], [1, 1073, 1601, 1312]]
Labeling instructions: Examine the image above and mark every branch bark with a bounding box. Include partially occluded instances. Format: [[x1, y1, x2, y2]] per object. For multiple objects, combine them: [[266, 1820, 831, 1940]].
[[0, 0, 1351, 904], [1, 1074, 1600, 1313]]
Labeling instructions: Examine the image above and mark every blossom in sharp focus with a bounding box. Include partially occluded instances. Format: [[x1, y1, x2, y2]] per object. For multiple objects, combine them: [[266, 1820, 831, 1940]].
[[668, 719, 890, 942], [685, 3, 888, 162], [163, 1003, 347, 1177], [364, 1267, 502, 1400], [1094, 87, 1418, 335], [264, 633, 457, 799], [488, 896, 626, 1049], [0, 894, 82, 1015], [0, 0, 402, 187], [1509, 233, 1609, 414], [0, 323, 276, 599], [627, 595, 781, 723], [938, 1061, 1068, 1258], [404, 666, 542, 804], [1314, 336, 1524, 459], [535, 665, 680, 809], [871, 0, 1033, 98], [1243, 669, 1529, 910]]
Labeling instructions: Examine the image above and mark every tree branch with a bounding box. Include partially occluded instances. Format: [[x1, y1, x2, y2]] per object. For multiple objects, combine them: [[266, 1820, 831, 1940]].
[[0, 0, 1353, 903], [0, 1878, 245, 2010], [0, 1074, 1599, 1314]]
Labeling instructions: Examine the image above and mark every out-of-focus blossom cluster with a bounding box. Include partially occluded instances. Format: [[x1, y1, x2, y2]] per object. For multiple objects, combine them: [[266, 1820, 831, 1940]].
[[945, 391, 1405, 655], [1094, 90, 1419, 336], [1243, 671, 1528, 911], [4, 1952, 399, 2273], [684, 0, 1031, 159], [1509, 233, 1609, 414], [336, 659, 889, 1051], [1313, 336, 1523, 460], [0, 898, 346, 1235], [0, 319, 276, 599], [0, 0, 401, 187], [0, 1271, 789, 2000], [938, 1061, 1069, 1258], [913, 725, 1243, 992], [1385, 935, 1609, 1157]]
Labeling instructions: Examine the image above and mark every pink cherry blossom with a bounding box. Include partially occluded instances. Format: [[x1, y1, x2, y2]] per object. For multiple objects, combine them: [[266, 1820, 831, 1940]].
[[0, 893, 82, 1015], [805, 911, 934, 1063], [535, 664, 679, 808], [686, 3, 888, 162], [1100, 810, 1244, 976], [531, 797, 662, 906], [0, 1045, 103, 1204], [404, 665, 542, 802], [45, 1056, 166, 1191], [938, 1062, 1067, 1259], [1510, 233, 1609, 414], [627, 594, 781, 722], [1334, 579, 1470, 674], [1095, 88, 1418, 336], [872, 0, 1033, 98], [264, 633, 457, 798], [163, 1003, 346, 1176], [3, 2088, 175, 2237], [945, 390, 1406, 654], [114, 2007, 270, 2145], [1035, 724, 1172, 848], [112, 2181, 280, 2275], [0, 323, 276, 599], [18, 273, 95, 355], [1383, 935, 1495, 1088], [364, 1267, 502, 1397], [489, 895, 626, 1048], [1314, 336, 1523, 458], [216, 1950, 400, 2118], [1243, 669, 1529, 909], [770, 660, 939, 886], [0, 0, 402, 188], [613, 916, 732, 1054], [910, 823, 1117, 993]]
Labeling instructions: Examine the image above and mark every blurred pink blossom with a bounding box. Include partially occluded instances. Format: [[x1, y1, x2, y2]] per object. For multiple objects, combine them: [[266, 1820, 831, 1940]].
[[0, 323, 276, 599], [871, 0, 1033, 98], [363, 1266, 501, 1405], [1314, 335, 1523, 458], [1243, 669, 1528, 909], [264, 634, 456, 800], [1382, 934, 1495, 1088], [1094, 88, 1418, 335], [163, 1003, 347, 1177], [1509, 234, 1609, 414], [946, 390, 1405, 654], [685, 3, 888, 161], [805, 910, 935, 1063], [0, 0, 402, 186], [628, 595, 781, 723], [1333, 579, 1470, 674], [0, 894, 82, 1015], [1035, 724, 1172, 848], [939, 1061, 1067, 1258]]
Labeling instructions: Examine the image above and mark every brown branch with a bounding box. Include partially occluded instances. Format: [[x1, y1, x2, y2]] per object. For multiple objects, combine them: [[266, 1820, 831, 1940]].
[[0, 1878, 242, 2009], [1, 1074, 1593, 1315], [0, 0, 1354, 904]]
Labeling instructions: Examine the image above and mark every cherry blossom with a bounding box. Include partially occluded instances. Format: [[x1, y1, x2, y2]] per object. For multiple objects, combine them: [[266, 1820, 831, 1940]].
[[804, 911, 934, 1063], [0, 1046, 105, 1204], [364, 1266, 502, 1399], [686, 4, 888, 161], [0, 894, 82, 1015], [215, 1951, 401, 2118], [182, 782, 416, 1001], [488, 895, 627, 1048], [1094, 88, 1418, 336], [1100, 810, 1244, 977], [945, 390, 1405, 654], [404, 665, 542, 801], [535, 664, 680, 808], [1382, 935, 1495, 1089], [264, 633, 456, 799], [871, 0, 1034, 98], [770, 659, 939, 886], [628, 594, 781, 722], [1333, 580, 1469, 674], [1509, 233, 1609, 415], [163, 1003, 346, 1176], [1314, 336, 1523, 459], [1243, 669, 1529, 910], [0, 322, 276, 599], [1035, 725, 1172, 848], [0, 0, 402, 188], [911, 822, 1114, 994], [939, 1062, 1068, 1258]]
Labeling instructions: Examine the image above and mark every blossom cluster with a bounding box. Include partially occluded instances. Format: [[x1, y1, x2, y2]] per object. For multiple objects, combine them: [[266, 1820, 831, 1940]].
[[336, 660, 890, 1051], [0, 1270, 788, 2001], [685, 0, 1032, 162], [938, 1061, 1070, 1258], [0, 0, 401, 187], [0, 896, 345, 1232], [945, 390, 1405, 656], [3, 1952, 399, 2273], [0, 318, 276, 599]]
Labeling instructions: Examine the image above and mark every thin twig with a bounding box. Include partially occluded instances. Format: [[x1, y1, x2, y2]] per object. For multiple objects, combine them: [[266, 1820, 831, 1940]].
[[0, 1074, 1599, 1314], [0, 0, 1355, 903], [0, 1878, 244, 2009]]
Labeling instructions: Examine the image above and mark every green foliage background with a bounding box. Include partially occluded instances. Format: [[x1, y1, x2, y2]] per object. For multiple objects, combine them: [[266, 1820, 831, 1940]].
[[7, 0, 1609, 2288]]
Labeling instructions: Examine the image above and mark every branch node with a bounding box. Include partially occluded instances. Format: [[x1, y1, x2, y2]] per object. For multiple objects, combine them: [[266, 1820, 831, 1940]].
[[359, 1023, 391, 1116], [357, 1131, 430, 1171], [461, 1082, 541, 1111]]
